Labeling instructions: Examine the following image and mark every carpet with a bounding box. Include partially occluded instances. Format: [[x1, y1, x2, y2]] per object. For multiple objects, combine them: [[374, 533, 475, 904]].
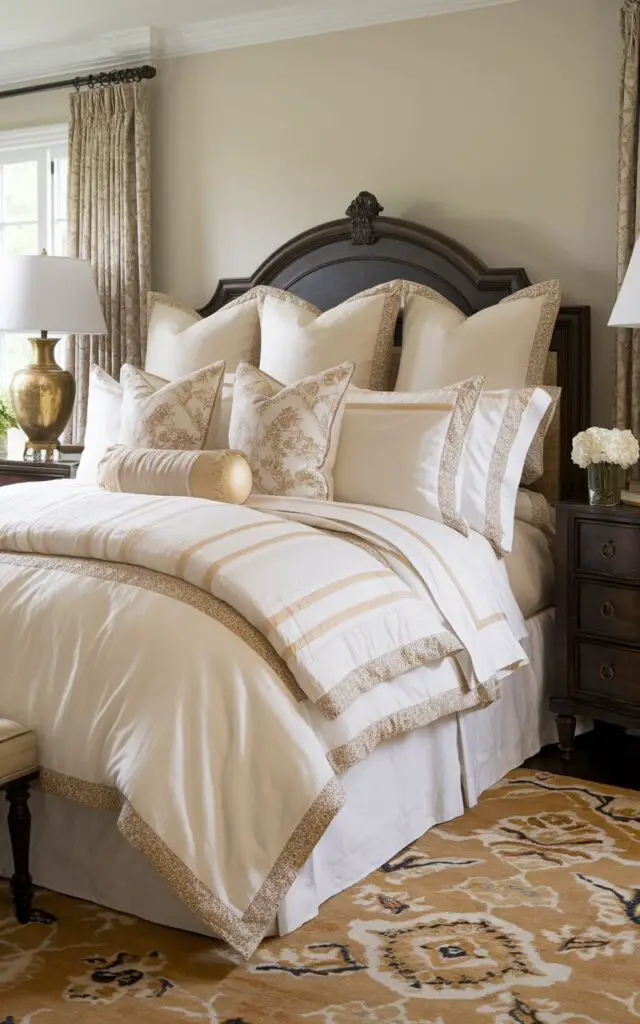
[[1, 769, 639, 1023]]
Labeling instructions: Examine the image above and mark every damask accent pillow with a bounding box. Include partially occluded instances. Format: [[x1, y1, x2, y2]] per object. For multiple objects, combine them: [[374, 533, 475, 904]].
[[145, 291, 260, 380], [397, 280, 561, 390], [333, 379, 484, 534], [119, 361, 225, 450], [259, 283, 401, 390], [229, 361, 354, 499]]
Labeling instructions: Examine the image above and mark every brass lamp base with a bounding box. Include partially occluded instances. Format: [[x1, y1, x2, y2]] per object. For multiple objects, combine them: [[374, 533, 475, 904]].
[[9, 333, 75, 464]]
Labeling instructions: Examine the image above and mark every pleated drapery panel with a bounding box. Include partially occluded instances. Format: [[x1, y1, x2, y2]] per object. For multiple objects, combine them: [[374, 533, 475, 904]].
[[614, 0, 640, 459], [64, 83, 150, 443]]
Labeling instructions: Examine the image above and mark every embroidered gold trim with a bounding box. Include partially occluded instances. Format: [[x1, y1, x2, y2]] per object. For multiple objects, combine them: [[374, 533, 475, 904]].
[[38, 760, 344, 960], [518, 488, 554, 535], [346, 282, 402, 390], [327, 674, 500, 771], [438, 376, 483, 535], [0, 552, 304, 701], [315, 631, 463, 720], [282, 590, 417, 661], [484, 390, 532, 555], [500, 280, 561, 386]]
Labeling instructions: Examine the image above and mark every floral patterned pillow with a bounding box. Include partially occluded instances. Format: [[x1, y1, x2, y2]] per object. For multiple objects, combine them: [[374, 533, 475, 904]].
[[119, 361, 225, 450], [229, 361, 354, 499]]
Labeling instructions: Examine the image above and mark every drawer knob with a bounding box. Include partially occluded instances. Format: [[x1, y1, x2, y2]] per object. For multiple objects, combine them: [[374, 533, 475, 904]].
[[600, 662, 615, 681], [601, 540, 616, 559], [601, 601, 615, 618]]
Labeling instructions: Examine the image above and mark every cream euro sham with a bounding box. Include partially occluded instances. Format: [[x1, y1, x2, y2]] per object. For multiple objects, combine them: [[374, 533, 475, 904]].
[[145, 291, 260, 380], [119, 361, 225, 451], [397, 280, 561, 391], [97, 445, 252, 504], [259, 283, 401, 390], [460, 387, 553, 555], [333, 378, 484, 534], [229, 361, 354, 499]]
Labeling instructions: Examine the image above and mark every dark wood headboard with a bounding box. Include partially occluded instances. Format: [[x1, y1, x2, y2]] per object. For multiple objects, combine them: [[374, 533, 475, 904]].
[[199, 191, 591, 501]]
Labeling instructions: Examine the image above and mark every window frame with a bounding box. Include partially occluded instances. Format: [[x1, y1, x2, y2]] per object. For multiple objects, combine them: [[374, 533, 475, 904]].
[[0, 123, 68, 257]]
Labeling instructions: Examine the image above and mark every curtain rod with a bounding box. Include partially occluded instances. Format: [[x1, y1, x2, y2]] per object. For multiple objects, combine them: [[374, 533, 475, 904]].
[[0, 64, 156, 101]]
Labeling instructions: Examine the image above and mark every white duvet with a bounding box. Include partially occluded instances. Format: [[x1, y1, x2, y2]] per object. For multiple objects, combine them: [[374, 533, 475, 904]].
[[0, 481, 530, 957]]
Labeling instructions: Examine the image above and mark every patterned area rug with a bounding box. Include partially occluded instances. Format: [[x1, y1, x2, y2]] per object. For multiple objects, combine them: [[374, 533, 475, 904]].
[[2, 769, 639, 1023]]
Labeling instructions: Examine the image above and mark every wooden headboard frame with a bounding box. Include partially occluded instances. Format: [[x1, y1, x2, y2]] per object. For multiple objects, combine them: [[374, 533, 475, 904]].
[[199, 191, 591, 501]]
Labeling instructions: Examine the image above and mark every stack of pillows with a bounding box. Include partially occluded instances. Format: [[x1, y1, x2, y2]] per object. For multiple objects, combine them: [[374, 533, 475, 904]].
[[83, 278, 561, 556]]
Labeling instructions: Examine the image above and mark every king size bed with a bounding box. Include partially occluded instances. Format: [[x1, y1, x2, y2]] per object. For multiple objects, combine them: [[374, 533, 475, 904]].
[[0, 194, 590, 958]]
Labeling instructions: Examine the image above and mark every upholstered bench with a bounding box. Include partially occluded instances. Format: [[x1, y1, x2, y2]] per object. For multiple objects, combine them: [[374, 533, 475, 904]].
[[0, 720, 38, 923]]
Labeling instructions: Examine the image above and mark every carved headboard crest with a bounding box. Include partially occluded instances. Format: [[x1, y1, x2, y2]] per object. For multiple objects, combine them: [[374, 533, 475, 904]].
[[345, 191, 383, 245]]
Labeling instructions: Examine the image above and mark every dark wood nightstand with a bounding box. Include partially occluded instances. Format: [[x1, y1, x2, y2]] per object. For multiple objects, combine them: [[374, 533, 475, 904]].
[[0, 454, 81, 486], [552, 500, 640, 763]]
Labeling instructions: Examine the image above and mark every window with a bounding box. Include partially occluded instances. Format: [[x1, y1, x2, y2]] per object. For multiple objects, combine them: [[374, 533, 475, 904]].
[[0, 125, 68, 396]]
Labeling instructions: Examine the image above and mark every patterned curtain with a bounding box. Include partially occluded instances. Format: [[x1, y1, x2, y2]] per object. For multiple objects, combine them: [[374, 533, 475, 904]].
[[615, 0, 640, 451], [64, 83, 150, 442]]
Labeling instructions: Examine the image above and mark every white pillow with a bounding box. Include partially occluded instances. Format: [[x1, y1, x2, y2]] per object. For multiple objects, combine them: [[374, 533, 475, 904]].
[[259, 283, 401, 390], [397, 280, 561, 391], [461, 387, 553, 555], [119, 362, 225, 450], [229, 361, 354, 499], [145, 291, 260, 380], [76, 366, 123, 484], [333, 378, 484, 534]]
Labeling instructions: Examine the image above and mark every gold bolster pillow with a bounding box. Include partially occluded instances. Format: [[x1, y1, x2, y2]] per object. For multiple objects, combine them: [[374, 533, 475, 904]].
[[97, 445, 252, 504]]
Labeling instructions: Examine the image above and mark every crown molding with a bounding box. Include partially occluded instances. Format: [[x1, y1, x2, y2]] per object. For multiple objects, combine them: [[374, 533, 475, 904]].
[[0, 0, 520, 91], [160, 0, 520, 57], [0, 27, 157, 90]]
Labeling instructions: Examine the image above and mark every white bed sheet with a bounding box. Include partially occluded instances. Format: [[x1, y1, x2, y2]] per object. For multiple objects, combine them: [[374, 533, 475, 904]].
[[0, 608, 567, 940]]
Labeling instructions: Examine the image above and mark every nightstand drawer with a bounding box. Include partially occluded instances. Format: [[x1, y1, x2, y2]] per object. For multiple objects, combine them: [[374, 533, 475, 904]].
[[576, 641, 640, 705], [578, 581, 640, 642], [576, 521, 640, 580]]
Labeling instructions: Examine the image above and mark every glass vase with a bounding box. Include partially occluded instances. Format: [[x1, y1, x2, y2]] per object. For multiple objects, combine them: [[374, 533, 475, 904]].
[[587, 462, 624, 507]]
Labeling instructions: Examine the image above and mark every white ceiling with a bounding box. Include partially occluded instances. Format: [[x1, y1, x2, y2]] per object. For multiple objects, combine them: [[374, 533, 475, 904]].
[[0, 0, 521, 89]]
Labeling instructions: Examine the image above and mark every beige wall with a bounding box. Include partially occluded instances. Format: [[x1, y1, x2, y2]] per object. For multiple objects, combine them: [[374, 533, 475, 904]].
[[0, 0, 621, 424]]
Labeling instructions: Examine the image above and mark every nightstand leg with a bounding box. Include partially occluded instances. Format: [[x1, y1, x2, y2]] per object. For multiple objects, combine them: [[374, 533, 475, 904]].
[[6, 779, 34, 924], [556, 714, 577, 766]]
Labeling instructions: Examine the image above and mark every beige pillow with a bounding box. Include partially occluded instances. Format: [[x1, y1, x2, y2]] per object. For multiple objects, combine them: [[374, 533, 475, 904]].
[[119, 361, 225, 450], [333, 379, 483, 534], [97, 445, 252, 504], [259, 283, 401, 390], [145, 291, 260, 380], [229, 361, 354, 499], [397, 280, 561, 390]]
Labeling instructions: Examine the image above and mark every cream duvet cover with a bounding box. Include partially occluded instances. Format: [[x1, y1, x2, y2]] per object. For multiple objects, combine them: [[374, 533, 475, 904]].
[[0, 481, 529, 957]]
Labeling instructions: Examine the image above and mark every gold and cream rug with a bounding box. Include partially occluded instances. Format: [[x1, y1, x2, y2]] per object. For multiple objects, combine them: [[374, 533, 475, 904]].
[[2, 769, 639, 1023]]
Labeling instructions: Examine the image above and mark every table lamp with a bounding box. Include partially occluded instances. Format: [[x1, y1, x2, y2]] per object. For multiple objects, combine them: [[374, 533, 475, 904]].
[[609, 237, 640, 328], [0, 253, 106, 462]]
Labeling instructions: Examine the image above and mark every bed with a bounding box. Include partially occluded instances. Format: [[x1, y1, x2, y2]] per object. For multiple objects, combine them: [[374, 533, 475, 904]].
[[0, 193, 590, 955]]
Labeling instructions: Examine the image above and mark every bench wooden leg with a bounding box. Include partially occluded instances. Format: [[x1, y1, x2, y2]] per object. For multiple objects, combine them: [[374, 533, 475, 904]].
[[6, 778, 34, 924]]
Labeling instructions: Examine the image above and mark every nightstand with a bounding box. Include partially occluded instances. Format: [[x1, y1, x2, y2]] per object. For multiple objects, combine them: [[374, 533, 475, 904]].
[[0, 454, 81, 486], [552, 500, 640, 763]]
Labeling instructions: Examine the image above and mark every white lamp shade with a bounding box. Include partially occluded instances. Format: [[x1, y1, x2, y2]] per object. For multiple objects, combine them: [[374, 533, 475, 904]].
[[0, 254, 107, 334], [609, 238, 640, 327]]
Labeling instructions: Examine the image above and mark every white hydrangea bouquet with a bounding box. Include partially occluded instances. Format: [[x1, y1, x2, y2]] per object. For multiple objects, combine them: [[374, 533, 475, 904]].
[[572, 427, 639, 506]]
